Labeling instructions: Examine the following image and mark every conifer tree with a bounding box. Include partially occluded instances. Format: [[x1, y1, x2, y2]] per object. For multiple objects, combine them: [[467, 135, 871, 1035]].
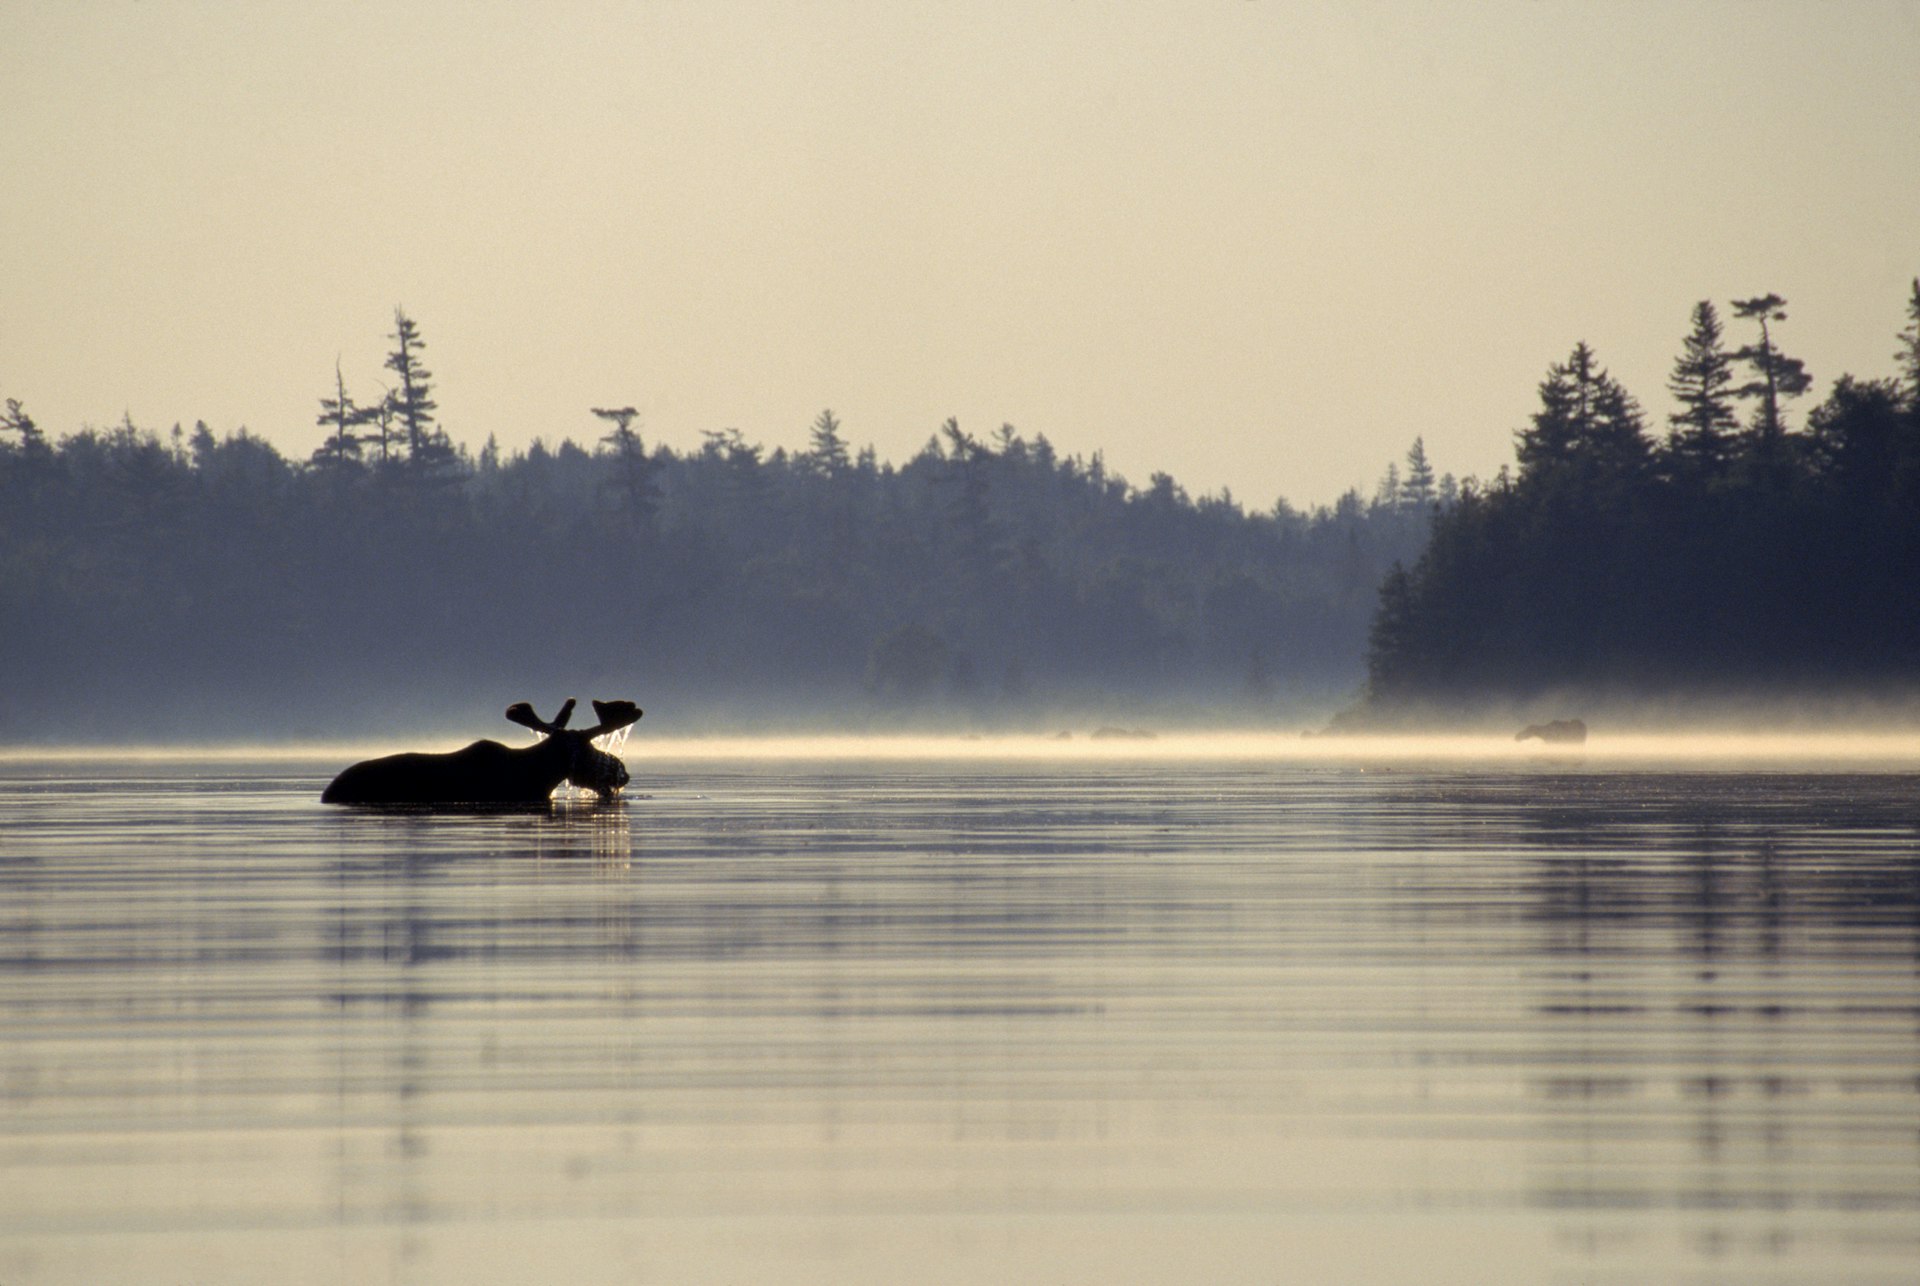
[[383, 308, 447, 470], [940, 417, 994, 568], [1730, 294, 1811, 453], [592, 405, 656, 522], [366, 397, 397, 466], [1895, 277, 1920, 414], [591, 405, 640, 442], [993, 423, 1025, 463], [807, 408, 849, 476], [312, 361, 371, 469], [1516, 343, 1647, 487], [1366, 564, 1419, 699], [1666, 300, 1739, 478], [1374, 461, 1402, 512], [1399, 438, 1436, 508], [0, 397, 44, 452], [1516, 343, 1598, 479], [1586, 374, 1651, 480], [1805, 375, 1908, 500]]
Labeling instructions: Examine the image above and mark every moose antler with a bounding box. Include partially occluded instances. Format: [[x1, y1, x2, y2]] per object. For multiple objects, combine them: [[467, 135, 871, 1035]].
[[504, 698, 576, 736], [583, 699, 643, 739], [507, 698, 636, 739]]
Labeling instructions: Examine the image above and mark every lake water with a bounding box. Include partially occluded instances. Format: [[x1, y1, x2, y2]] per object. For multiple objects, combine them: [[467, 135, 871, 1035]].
[[3, 742, 1919, 1283]]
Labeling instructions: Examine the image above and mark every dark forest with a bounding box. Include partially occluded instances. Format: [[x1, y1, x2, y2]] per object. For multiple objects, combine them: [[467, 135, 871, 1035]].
[[0, 312, 1437, 741], [13, 281, 1916, 744], [1357, 281, 1920, 724]]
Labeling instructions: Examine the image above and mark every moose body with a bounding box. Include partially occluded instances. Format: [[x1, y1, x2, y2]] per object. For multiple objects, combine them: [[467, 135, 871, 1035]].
[[322, 699, 641, 806], [1515, 718, 1587, 745]]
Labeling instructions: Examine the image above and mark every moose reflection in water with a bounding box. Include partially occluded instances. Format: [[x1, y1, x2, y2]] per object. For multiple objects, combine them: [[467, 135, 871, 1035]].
[[321, 698, 641, 805]]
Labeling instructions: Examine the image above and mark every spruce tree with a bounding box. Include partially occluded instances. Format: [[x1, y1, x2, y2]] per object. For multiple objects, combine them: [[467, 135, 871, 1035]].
[[1586, 374, 1651, 481], [383, 308, 448, 471], [1666, 300, 1739, 479], [1516, 343, 1648, 488], [1399, 438, 1437, 508], [1373, 461, 1401, 512], [1516, 343, 1595, 479], [807, 408, 850, 476], [1895, 277, 1920, 415]]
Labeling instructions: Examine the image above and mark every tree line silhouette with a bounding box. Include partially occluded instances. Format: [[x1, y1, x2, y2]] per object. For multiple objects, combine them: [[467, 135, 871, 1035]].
[[1359, 281, 1920, 719], [0, 309, 1437, 739]]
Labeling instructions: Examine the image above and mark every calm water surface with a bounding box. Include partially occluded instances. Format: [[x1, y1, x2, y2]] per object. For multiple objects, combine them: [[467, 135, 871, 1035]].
[[2, 752, 1918, 1283]]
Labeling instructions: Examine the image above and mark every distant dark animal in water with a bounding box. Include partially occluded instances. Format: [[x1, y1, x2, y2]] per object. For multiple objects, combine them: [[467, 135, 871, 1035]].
[[1515, 718, 1587, 745], [322, 699, 642, 805]]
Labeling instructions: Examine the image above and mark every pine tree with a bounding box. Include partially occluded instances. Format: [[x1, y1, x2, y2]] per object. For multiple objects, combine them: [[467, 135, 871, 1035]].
[[1517, 345, 1586, 477], [1666, 300, 1739, 478], [1730, 294, 1811, 454], [1894, 277, 1920, 415], [1399, 438, 1436, 508], [591, 405, 640, 442], [940, 417, 994, 570], [312, 361, 371, 469], [993, 423, 1026, 463], [592, 406, 656, 522], [383, 308, 446, 470], [1516, 342, 1648, 486], [366, 397, 397, 466], [1586, 374, 1650, 480], [1366, 564, 1419, 700], [806, 408, 849, 476], [189, 421, 217, 470], [1373, 461, 1402, 512], [1516, 343, 1601, 479], [0, 397, 45, 453]]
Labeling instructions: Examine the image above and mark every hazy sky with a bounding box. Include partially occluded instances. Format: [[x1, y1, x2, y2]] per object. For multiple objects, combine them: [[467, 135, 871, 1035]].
[[4, 1, 1917, 505]]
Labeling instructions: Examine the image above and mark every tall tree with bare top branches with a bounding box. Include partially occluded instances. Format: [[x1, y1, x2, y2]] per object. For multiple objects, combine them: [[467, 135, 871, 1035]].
[[312, 361, 372, 470], [1730, 293, 1811, 461], [592, 405, 657, 523], [384, 308, 453, 474]]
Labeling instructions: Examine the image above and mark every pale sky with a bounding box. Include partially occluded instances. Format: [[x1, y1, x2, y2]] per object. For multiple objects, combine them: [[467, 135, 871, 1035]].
[[4, 1, 1917, 506]]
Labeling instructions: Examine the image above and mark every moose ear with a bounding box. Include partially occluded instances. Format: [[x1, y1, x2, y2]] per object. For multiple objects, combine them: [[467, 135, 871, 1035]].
[[504, 702, 550, 733], [590, 700, 642, 734], [551, 698, 576, 729]]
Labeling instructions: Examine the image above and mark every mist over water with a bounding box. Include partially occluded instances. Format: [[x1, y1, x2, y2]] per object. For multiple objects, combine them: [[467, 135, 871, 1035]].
[[13, 726, 1920, 767], [3, 747, 1918, 1283]]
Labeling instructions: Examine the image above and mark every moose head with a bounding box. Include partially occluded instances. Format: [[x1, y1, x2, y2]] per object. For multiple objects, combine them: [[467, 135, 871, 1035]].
[[321, 698, 644, 806], [502, 698, 641, 799]]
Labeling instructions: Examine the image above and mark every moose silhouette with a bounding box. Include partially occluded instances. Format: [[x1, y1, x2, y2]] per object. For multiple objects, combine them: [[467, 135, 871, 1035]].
[[1515, 718, 1587, 745], [321, 699, 642, 805]]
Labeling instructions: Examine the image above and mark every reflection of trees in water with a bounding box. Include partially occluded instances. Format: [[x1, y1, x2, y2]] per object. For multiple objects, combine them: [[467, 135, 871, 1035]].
[[1512, 780, 1920, 1267]]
